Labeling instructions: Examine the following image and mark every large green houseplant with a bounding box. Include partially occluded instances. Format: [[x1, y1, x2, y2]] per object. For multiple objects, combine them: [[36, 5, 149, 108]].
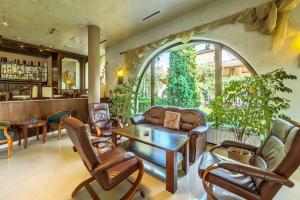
[[110, 79, 137, 124], [208, 69, 296, 163]]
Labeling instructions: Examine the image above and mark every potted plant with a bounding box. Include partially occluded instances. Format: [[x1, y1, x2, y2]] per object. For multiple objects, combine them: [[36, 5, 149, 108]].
[[208, 69, 296, 163], [110, 79, 137, 125]]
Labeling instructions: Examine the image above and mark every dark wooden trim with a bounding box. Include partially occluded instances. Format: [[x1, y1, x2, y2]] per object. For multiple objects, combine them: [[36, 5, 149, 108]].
[[80, 58, 85, 91], [215, 43, 223, 96], [150, 58, 155, 106], [135, 39, 258, 101], [0, 37, 88, 59]]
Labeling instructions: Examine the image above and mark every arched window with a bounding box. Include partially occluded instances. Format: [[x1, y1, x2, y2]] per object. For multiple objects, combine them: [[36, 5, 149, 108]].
[[136, 40, 256, 113]]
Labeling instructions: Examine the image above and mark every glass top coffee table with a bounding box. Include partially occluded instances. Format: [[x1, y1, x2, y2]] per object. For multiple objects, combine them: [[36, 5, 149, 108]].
[[112, 124, 189, 193]]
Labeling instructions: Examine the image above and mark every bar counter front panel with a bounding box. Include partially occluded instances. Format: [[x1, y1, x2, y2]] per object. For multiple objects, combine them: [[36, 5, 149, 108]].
[[0, 98, 88, 123]]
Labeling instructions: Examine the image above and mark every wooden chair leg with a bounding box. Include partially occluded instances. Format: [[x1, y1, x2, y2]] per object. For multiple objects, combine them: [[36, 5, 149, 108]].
[[7, 138, 13, 158], [120, 158, 144, 200], [72, 176, 97, 199], [126, 177, 145, 198], [58, 127, 62, 140]]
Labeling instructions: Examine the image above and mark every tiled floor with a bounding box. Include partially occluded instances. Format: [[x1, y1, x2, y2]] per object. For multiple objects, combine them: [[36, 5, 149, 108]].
[[0, 131, 299, 200]]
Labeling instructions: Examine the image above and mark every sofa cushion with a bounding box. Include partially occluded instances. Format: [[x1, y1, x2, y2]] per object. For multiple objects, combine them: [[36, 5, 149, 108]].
[[163, 111, 180, 130], [144, 106, 165, 125], [180, 109, 204, 131]]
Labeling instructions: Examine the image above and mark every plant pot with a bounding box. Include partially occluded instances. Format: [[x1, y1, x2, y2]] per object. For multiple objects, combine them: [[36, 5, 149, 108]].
[[228, 147, 252, 164]]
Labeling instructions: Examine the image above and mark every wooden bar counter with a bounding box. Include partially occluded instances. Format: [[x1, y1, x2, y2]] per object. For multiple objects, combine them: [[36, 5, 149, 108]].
[[0, 98, 88, 123]]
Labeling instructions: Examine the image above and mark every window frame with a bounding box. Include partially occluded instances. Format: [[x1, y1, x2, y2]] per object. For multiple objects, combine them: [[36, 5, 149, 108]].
[[135, 40, 257, 112]]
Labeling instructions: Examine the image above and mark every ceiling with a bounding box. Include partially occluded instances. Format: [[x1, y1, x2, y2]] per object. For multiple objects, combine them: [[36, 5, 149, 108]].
[[0, 0, 214, 55]]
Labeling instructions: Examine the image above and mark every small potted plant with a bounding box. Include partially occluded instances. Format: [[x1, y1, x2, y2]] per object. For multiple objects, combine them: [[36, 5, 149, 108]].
[[208, 69, 296, 163]]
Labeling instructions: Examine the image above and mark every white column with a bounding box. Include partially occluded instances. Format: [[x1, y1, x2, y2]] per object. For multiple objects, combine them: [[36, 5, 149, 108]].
[[88, 25, 101, 103]]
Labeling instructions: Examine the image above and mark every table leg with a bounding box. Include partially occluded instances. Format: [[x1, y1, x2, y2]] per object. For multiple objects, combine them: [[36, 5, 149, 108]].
[[42, 125, 47, 143], [112, 132, 117, 146], [36, 127, 40, 141], [182, 141, 189, 175], [23, 127, 28, 149], [166, 150, 177, 193], [18, 127, 22, 146]]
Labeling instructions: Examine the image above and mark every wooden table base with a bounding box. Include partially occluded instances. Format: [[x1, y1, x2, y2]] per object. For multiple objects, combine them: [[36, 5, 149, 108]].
[[17, 120, 48, 148]]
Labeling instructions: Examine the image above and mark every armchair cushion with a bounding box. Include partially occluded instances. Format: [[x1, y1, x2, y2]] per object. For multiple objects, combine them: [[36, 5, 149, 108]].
[[47, 111, 71, 124], [198, 152, 257, 192], [0, 131, 14, 140], [97, 148, 139, 188], [0, 121, 14, 140]]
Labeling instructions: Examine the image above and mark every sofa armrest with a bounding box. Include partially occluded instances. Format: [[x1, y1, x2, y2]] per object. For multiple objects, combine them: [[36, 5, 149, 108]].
[[218, 162, 294, 188], [211, 140, 258, 153], [93, 152, 136, 173], [130, 115, 145, 125], [190, 125, 208, 135]]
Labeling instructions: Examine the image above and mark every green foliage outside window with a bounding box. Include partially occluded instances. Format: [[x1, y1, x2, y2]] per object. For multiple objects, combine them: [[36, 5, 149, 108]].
[[166, 47, 201, 108]]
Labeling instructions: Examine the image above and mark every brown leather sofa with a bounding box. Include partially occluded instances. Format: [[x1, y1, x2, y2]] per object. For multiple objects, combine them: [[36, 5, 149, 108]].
[[198, 118, 300, 200], [131, 106, 208, 163]]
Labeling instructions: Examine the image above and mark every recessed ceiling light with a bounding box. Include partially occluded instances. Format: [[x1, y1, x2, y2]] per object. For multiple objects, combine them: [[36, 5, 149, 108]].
[[49, 45, 53, 48], [2, 21, 8, 26], [142, 11, 161, 21], [17, 37, 22, 40]]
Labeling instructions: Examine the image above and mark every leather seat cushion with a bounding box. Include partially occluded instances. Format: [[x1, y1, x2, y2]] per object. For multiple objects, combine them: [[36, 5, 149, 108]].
[[198, 152, 257, 193], [91, 127, 112, 137], [98, 148, 139, 187]]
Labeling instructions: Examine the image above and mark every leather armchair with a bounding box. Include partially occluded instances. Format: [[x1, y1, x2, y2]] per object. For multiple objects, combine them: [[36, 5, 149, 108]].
[[198, 118, 300, 200], [64, 116, 144, 200], [88, 103, 123, 137]]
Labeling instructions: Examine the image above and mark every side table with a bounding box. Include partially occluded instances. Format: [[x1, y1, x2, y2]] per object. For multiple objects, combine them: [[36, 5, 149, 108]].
[[15, 120, 48, 148]]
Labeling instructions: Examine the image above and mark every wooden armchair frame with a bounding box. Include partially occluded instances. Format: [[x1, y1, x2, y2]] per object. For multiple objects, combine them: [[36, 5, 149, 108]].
[[45, 111, 71, 140], [0, 120, 13, 158]]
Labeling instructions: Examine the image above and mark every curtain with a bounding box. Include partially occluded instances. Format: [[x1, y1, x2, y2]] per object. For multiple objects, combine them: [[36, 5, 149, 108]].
[[123, 0, 299, 70]]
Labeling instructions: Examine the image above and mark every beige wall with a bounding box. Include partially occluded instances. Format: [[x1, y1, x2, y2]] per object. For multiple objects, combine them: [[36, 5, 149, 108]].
[[106, 0, 300, 120]]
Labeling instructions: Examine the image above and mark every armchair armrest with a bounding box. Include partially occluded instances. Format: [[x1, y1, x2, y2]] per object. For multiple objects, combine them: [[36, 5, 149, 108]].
[[93, 152, 135, 173], [90, 137, 116, 149], [108, 118, 124, 128], [130, 116, 145, 125], [211, 140, 258, 153], [218, 162, 294, 188], [0, 126, 10, 139], [190, 125, 208, 135]]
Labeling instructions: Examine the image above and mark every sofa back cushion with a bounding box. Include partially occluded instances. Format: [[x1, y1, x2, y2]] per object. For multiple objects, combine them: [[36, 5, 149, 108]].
[[144, 106, 165, 125], [180, 109, 206, 131], [143, 106, 207, 131]]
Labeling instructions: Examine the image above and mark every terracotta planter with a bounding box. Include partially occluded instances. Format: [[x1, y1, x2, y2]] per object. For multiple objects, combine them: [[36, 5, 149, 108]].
[[228, 147, 252, 164]]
